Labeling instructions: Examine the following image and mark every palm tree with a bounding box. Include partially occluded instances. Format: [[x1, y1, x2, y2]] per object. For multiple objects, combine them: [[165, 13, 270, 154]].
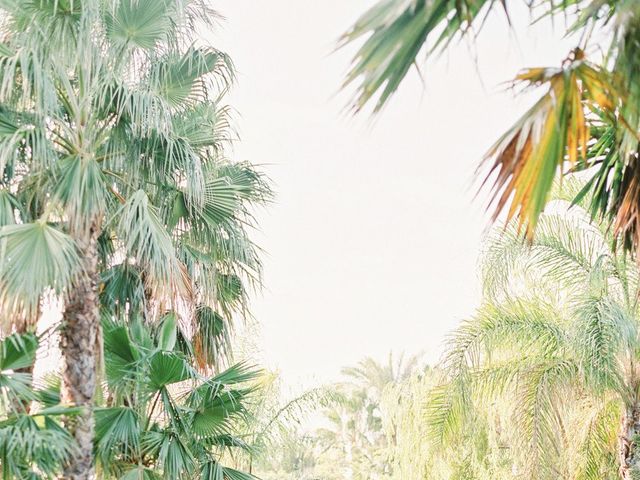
[[342, 352, 420, 399], [0, 1, 270, 477], [429, 181, 639, 479], [341, 1, 640, 257], [292, 354, 420, 480]]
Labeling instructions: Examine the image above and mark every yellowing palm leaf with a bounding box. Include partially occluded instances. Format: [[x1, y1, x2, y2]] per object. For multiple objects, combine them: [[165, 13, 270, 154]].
[[482, 50, 619, 237]]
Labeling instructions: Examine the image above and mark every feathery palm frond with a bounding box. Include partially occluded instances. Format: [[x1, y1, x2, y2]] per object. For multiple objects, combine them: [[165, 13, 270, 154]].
[[430, 188, 637, 478], [481, 53, 619, 236]]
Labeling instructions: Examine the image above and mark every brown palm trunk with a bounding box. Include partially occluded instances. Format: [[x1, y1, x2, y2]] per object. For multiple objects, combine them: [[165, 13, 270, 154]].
[[619, 404, 640, 480], [60, 221, 100, 480]]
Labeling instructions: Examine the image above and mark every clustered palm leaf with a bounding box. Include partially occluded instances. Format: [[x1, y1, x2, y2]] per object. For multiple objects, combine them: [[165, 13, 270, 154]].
[[341, 0, 640, 254], [0, 324, 260, 479], [429, 184, 640, 479], [94, 317, 258, 480], [0, 0, 270, 477]]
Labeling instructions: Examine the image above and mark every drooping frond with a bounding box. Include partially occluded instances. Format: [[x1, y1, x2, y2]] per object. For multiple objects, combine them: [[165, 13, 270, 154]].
[[192, 305, 232, 370], [117, 190, 188, 300], [512, 358, 579, 478], [0, 414, 77, 479], [575, 399, 620, 480], [425, 374, 473, 445], [481, 202, 620, 302], [340, 0, 500, 113], [572, 289, 632, 393], [481, 53, 619, 237], [55, 155, 108, 229], [443, 299, 565, 372]]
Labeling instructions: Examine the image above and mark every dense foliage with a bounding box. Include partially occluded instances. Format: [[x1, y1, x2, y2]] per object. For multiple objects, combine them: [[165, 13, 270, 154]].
[[0, 0, 270, 477]]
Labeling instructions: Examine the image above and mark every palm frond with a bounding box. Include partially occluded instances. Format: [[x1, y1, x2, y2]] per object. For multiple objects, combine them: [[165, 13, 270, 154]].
[[425, 375, 472, 445], [0, 190, 19, 226], [106, 0, 169, 50], [0, 221, 79, 315], [513, 358, 578, 478], [150, 47, 234, 108], [572, 292, 630, 393], [0, 411, 77, 478], [192, 305, 232, 370], [54, 155, 108, 228], [95, 407, 141, 467], [117, 190, 188, 300], [340, 0, 499, 113], [443, 299, 565, 372], [481, 53, 619, 237], [575, 399, 620, 480]]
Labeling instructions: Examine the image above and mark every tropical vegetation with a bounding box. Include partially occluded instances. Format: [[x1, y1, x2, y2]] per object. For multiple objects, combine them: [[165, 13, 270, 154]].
[[256, 183, 640, 480], [0, 332, 77, 479], [4, 1, 640, 479], [427, 183, 633, 479], [0, 0, 270, 478]]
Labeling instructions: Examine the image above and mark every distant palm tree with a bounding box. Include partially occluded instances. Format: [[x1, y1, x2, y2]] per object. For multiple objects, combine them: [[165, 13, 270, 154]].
[[309, 354, 422, 479], [429, 181, 637, 479], [0, 1, 270, 477], [341, 1, 640, 258], [342, 352, 420, 398]]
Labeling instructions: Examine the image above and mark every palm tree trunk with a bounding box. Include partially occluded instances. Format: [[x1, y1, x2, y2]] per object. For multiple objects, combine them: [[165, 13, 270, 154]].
[[619, 405, 640, 480], [60, 221, 100, 480]]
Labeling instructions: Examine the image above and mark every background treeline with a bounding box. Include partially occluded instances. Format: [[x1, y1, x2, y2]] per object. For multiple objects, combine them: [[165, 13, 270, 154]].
[[255, 182, 634, 480]]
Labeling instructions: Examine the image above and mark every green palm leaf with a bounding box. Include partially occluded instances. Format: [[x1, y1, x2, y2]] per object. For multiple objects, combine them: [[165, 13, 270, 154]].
[[95, 407, 141, 465], [148, 351, 195, 389], [0, 221, 79, 313], [340, 0, 496, 112], [151, 48, 233, 108], [117, 190, 187, 296], [106, 0, 169, 50]]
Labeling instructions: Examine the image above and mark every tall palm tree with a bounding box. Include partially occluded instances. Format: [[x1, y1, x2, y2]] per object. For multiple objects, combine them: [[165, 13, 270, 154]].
[[341, 1, 640, 256], [0, 1, 270, 478], [429, 181, 639, 479]]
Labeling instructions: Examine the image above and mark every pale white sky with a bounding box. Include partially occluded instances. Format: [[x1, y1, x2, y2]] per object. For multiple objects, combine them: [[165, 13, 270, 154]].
[[211, 1, 579, 386]]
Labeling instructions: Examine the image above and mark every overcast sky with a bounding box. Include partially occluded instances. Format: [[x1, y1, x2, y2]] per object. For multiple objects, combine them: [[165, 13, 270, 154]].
[[210, 1, 579, 386]]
